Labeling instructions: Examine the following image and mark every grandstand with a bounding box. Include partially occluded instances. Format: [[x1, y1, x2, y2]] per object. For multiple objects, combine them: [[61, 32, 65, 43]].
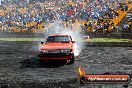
[[0, 0, 131, 34]]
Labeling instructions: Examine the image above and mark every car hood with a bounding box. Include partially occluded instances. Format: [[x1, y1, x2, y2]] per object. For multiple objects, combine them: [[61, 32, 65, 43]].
[[40, 42, 72, 50]]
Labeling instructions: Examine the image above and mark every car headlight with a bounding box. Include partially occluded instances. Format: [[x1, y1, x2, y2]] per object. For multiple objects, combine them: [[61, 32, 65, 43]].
[[61, 49, 71, 53], [39, 49, 48, 53]]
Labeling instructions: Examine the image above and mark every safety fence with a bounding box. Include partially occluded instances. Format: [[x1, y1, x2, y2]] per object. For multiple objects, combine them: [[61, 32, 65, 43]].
[[0, 31, 132, 39]]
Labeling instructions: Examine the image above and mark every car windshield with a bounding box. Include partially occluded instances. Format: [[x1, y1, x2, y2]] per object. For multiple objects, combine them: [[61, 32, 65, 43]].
[[47, 36, 71, 42]]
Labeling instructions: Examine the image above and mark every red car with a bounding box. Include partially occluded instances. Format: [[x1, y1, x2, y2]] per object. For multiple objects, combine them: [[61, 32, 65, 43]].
[[38, 34, 76, 64]]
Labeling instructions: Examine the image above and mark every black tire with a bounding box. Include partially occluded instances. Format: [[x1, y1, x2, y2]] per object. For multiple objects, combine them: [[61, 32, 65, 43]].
[[66, 55, 75, 65]]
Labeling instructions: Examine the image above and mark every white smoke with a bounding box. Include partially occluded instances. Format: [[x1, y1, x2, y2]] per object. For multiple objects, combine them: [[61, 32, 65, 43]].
[[45, 20, 85, 56]]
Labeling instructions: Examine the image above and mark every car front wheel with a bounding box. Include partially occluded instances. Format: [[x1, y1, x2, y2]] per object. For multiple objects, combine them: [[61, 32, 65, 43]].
[[66, 55, 75, 65]]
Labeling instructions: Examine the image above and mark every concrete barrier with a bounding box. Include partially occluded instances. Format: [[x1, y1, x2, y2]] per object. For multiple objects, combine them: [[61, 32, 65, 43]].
[[0, 31, 46, 38], [84, 33, 132, 39], [85, 42, 132, 47]]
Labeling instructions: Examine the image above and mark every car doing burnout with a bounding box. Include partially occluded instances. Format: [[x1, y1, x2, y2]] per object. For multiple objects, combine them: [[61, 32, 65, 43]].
[[38, 34, 76, 64]]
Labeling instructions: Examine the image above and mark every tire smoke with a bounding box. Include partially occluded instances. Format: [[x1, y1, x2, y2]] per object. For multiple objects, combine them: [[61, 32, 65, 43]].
[[45, 20, 85, 56]]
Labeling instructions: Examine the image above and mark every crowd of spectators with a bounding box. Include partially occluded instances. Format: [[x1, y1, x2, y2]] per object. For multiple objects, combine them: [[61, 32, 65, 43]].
[[122, 16, 132, 33], [0, 0, 130, 33]]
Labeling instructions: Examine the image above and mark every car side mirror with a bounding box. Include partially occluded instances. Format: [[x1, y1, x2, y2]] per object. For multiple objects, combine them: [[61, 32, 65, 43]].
[[41, 42, 44, 44], [72, 41, 75, 43]]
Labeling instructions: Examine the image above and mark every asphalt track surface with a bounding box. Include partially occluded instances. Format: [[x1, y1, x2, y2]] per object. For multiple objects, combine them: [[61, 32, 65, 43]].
[[0, 41, 132, 88]]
